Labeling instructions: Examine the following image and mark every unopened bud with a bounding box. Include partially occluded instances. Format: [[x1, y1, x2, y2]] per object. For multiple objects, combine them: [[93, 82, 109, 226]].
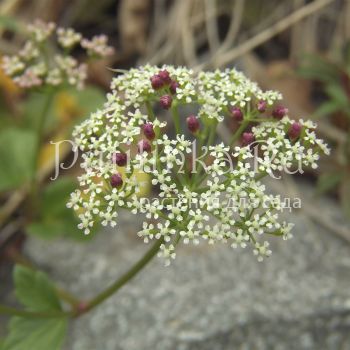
[[186, 115, 200, 133], [272, 105, 289, 119], [242, 132, 255, 146], [137, 139, 152, 154], [158, 69, 172, 84], [230, 106, 243, 121], [150, 74, 164, 90], [112, 152, 127, 166], [143, 123, 155, 140], [159, 94, 172, 109], [257, 100, 267, 113], [169, 80, 179, 94], [110, 173, 123, 188], [288, 122, 302, 139]]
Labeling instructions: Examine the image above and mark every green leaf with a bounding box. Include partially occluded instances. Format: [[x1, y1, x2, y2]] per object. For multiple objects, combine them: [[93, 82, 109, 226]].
[[27, 177, 95, 240], [1, 266, 68, 350], [316, 172, 343, 195], [14, 265, 61, 312], [0, 127, 36, 192], [2, 317, 67, 350]]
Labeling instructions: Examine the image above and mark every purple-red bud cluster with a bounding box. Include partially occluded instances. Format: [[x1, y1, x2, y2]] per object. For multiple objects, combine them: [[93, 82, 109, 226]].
[[272, 105, 289, 119], [110, 173, 123, 188], [242, 132, 255, 146], [112, 152, 128, 167], [150, 69, 179, 95], [186, 115, 200, 133], [230, 107, 243, 121], [159, 94, 172, 109], [288, 122, 302, 139], [143, 122, 155, 140], [138, 139, 152, 154]]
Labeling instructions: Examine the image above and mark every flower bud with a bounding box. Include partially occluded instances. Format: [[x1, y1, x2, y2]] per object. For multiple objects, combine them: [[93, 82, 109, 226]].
[[110, 173, 123, 188], [143, 122, 155, 140], [137, 139, 152, 154], [242, 132, 255, 146], [112, 152, 127, 166], [169, 80, 179, 94], [158, 69, 172, 84], [288, 122, 302, 139], [257, 100, 267, 113], [159, 94, 172, 109], [186, 115, 200, 133], [272, 105, 289, 119], [150, 74, 164, 90], [230, 106, 243, 121]]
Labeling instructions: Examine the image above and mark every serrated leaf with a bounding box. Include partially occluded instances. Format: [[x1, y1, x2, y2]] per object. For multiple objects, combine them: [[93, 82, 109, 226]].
[[0, 128, 36, 192], [1, 266, 68, 350], [14, 265, 61, 312], [2, 317, 67, 350]]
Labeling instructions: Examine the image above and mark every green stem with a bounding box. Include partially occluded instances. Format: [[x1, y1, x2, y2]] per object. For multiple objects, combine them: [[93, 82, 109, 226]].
[[229, 119, 250, 147], [83, 237, 165, 314], [145, 101, 155, 121], [32, 90, 54, 180], [171, 102, 181, 135]]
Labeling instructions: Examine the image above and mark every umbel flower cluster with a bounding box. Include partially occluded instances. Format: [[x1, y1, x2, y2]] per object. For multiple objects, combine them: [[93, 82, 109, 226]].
[[68, 65, 329, 265], [1, 20, 114, 89]]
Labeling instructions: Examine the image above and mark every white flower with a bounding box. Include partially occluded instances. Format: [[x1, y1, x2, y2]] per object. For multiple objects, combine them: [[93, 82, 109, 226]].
[[66, 65, 329, 264]]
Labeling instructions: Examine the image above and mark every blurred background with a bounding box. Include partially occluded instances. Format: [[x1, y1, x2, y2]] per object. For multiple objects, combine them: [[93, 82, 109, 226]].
[[0, 0, 350, 349]]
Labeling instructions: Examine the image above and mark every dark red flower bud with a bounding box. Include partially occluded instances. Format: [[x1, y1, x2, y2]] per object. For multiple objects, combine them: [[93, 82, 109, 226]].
[[257, 100, 267, 113], [169, 80, 179, 94], [288, 122, 302, 139], [186, 115, 200, 133], [150, 74, 164, 90], [110, 173, 123, 188], [137, 139, 152, 154], [158, 69, 172, 84], [159, 94, 172, 109], [242, 132, 255, 146], [143, 122, 155, 140], [230, 106, 243, 121], [272, 105, 289, 119], [112, 152, 127, 166]]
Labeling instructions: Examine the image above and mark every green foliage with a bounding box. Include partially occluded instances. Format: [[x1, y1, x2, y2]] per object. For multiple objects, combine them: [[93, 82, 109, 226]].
[[21, 86, 105, 133], [0, 127, 36, 192], [2, 318, 67, 350], [1, 266, 68, 350], [13, 265, 61, 311], [0, 15, 22, 32], [27, 177, 94, 240]]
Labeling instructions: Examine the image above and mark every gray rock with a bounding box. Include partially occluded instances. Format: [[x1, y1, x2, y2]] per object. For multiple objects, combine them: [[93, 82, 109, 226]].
[[21, 184, 350, 350]]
